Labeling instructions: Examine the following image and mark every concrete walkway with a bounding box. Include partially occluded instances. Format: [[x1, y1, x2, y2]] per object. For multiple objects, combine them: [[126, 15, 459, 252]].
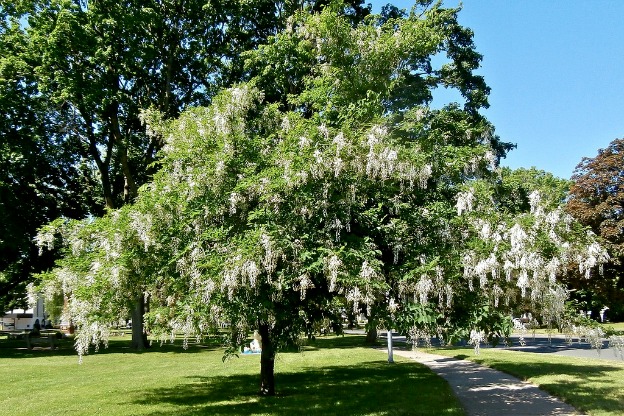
[[387, 348, 586, 416]]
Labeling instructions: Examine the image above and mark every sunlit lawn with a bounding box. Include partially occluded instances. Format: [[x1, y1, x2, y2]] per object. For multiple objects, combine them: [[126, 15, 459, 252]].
[[603, 322, 624, 333], [512, 321, 624, 336], [0, 335, 463, 416], [430, 346, 624, 416]]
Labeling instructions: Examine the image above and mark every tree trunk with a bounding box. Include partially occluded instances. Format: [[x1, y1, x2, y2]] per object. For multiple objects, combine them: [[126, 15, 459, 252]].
[[258, 323, 275, 396], [365, 323, 378, 344], [130, 295, 149, 350], [108, 105, 138, 203]]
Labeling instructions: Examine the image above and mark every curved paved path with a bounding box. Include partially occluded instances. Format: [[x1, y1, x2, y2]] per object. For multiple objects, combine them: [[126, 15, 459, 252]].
[[386, 348, 586, 416]]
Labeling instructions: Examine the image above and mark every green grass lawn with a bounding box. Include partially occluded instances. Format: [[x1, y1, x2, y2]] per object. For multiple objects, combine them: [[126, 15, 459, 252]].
[[512, 321, 624, 336], [603, 322, 624, 334], [0, 335, 463, 416], [430, 347, 624, 416]]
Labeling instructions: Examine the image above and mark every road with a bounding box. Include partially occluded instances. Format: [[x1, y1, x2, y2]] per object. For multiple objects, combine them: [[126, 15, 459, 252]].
[[372, 330, 624, 362]]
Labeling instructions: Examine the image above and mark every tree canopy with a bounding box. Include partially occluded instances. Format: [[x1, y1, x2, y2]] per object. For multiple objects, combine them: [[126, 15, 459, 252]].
[[567, 138, 624, 319], [0, 0, 369, 315], [0, 9, 96, 311], [37, 2, 607, 395]]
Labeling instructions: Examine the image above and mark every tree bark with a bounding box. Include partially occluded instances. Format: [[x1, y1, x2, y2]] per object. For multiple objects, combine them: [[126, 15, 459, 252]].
[[258, 323, 275, 396], [107, 103, 138, 203], [365, 323, 378, 344], [80, 106, 116, 210], [130, 295, 149, 351]]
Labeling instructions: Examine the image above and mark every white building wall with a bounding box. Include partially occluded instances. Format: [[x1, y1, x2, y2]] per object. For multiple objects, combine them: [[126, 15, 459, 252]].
[[1, 297, 46, 331]]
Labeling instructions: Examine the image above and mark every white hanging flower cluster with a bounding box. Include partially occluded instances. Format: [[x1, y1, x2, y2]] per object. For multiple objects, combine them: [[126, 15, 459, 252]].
[[408, 327, 433, 349], [413, 164, 432, 189], [578, 240, 610, 279], [508, 223, 528, 254], [68, 297, 111, 362], [26, 283, 38, 309], [415, 275, 434, 304], [219, 235, 282, 300], [512, 318, 528, 346], [345, 287, 362, 314], [212, 86, 261, 136], [365, 125, 395, 180], [609, 336, 624, 359], [462, 252, 476, 291], [260, 234, 278, 277], [130, 212, 154, 251], [222, 260, 241, 300], [585, 327, 605, 352], [55, 267, 80, 295], [242, 260, 260, 287], [456, 188, 474, 215], [220, 254, 259, 296], [138, 107, 165, 139], [355, 261, 378, 315], [567, 325, 606, 352], [454, 178, 610, 340], [229, 192, 244, 215], [527, 190, 543, 216], [388, 297, 398, 314], [325, 255, 342, 293], [468, 329, 485, 354], [35, 229, 56, 255], [462, 146, 497, 176], [176, 244, 203, 285], [294, 273, 315, 300], [474, 254, 498, 289], [191, 275, 216, 305], [545, 257, 560, 283], [345, 260, 379, 314], [540, 285, 568, 330]]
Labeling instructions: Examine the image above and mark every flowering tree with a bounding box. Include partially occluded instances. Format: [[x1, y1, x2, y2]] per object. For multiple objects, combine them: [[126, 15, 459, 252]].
[[6, 0, 371, 347], [454, 172, 608, 340], [567, 138, 624, 319], [38, 3, 607, 395]]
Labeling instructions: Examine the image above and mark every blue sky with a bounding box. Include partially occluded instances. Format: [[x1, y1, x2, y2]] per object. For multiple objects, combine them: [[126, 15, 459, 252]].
[[370, 1, 624, 179]]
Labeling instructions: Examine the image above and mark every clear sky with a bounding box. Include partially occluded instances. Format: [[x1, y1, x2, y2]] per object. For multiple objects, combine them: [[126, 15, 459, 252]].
[[370, 0, 624, 179]]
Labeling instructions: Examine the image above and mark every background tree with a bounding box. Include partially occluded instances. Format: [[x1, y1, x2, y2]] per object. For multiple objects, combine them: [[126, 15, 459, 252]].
[[567, 138, 624, 320], [38, 2, 606, 396], [452, 168, 607, 335], [495, 167, 570, 212], [0, 10, 95, 312]]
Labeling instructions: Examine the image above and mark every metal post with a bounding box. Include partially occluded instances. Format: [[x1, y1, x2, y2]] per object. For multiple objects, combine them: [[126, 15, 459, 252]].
[[387, 329, 394, 363]]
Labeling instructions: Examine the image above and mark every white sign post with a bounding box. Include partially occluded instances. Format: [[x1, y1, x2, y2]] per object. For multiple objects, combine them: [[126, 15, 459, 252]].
[[387, 329, 394, 363]]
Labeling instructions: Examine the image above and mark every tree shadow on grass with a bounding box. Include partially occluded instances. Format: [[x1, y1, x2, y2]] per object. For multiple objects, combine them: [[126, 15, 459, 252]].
[[454, 354, 624, 415], [0, 337, 223, 360], [0, 334, 367, 361], [135, 359, 463, 416], [0, 337, 79, 359], [286, 334, 370, 352]]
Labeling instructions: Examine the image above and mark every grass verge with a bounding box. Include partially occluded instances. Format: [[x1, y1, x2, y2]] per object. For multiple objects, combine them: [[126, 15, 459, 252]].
[[0, 335, 463, 416], [430, 347, 624, 416]]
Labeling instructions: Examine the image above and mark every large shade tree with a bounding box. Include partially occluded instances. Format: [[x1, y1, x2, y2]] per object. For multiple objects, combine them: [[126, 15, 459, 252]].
[[4, 0, 285, 344], [567, 138, 624, 319], [38, 2, 607, 395], [2, 0, 372, 211], [0, 10, 96, 312], [1, 0, 369, 339]]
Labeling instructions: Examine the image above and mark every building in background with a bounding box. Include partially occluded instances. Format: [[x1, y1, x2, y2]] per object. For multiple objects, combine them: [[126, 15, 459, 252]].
[[1, 297, 46, 331]]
